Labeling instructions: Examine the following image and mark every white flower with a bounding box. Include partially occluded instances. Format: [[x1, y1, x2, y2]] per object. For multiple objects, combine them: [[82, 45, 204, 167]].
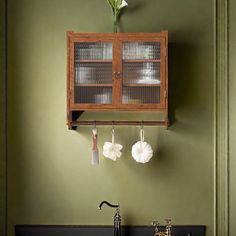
[[119, 0, 128, 9]]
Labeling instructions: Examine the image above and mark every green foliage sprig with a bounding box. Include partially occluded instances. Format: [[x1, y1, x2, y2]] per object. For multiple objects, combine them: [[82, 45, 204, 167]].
[[106, 0, 128, 32]]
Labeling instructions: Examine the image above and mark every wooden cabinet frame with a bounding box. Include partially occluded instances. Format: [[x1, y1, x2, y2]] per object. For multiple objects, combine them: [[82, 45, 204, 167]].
[[67, 31, 168, 129]]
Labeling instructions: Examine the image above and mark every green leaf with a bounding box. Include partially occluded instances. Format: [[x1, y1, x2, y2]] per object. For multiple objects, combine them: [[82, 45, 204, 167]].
[[107, 0, 115, 9], [116, 0, 122, 9]]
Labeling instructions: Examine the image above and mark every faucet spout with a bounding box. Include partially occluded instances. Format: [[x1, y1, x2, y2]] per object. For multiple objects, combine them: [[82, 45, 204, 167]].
[[98, 201, 119, 210], [98, 201, 121, 236]]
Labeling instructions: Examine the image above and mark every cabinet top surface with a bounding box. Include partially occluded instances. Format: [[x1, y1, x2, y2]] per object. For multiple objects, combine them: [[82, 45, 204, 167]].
[[67, 31, 168, 39]]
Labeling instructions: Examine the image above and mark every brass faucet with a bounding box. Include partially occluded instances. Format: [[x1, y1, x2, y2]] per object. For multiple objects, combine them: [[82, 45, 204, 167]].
[[152, 219, 172, 236]]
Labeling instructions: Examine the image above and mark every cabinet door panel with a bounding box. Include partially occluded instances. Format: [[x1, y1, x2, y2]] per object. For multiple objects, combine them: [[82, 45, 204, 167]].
[[74, 87, 112, 104], [121, 41, 164, 106], [74, 42, 112, 60], [123, 42, 161, 60], [74, 62, 112, 85], [123, 62, 161, 85], [73, 42, 113, 105], [122, 86, 160, 104]]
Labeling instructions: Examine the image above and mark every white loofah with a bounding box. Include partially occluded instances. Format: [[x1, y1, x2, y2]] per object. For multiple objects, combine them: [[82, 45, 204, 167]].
[[103, 128, 123, 161], [131, 129, 153, 163], [103, 142, 123, 161]]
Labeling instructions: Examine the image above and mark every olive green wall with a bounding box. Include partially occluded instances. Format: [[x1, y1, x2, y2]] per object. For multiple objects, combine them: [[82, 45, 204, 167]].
[[229, 0, 236, 235], [1, 0, 7, 235], [7, 1, 214, 236]]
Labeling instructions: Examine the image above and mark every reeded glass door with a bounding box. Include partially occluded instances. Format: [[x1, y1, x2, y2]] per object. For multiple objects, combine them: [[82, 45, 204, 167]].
[[73, 42, 113, 104], [122, 41, 162, 105]]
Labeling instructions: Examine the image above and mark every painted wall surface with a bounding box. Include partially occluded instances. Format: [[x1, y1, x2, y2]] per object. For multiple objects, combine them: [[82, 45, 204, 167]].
[[7, 1, 214, 236], [229, 1, 236, 235], [0, 0, 7, 234]]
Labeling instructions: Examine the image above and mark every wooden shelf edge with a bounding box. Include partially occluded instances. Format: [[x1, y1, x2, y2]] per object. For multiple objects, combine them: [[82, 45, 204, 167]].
[[75, 59, 112, 63], [123, 83, 161, 87], [75, 84, 112, 87], [70, 120, 166, 127], [123, 59, 161, 63]]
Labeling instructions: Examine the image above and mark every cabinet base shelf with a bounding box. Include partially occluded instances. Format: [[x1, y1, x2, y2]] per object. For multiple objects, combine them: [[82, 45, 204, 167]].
[[68, 120, 168, 129]]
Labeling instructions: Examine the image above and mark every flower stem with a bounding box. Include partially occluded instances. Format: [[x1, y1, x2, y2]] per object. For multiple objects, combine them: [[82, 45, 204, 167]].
[[113, 9, 118, 33]]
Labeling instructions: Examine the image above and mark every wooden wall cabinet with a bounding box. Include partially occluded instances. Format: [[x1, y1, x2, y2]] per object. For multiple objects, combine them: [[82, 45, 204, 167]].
[[67, 32, 168, 129]]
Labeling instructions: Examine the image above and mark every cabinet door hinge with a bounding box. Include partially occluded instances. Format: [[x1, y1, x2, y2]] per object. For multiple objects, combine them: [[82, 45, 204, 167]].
[[164, 90, 167, 98], [164, 47, 167, 58]]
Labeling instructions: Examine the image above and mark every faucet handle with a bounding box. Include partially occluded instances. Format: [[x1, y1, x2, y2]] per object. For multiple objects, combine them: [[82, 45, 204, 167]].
[[152, 221, 160, 235], [165, 219, 172, 236], [165, 219, 172, 227], [152, 220, 160, 227]]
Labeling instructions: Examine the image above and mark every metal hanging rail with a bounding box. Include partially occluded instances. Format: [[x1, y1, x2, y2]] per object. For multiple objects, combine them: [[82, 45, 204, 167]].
[[70, 120, 166, 126]]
